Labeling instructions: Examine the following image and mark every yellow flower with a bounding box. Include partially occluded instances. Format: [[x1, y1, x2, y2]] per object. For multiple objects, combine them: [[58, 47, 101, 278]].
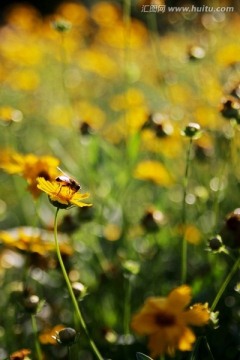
[[10, 348, 31, 360], [0, 106, 23, 124], [134, 160, 173, 186], [0, 150, 60, 198], [0, 227, 73, 256], [131, 285, 210, 357], [39, 324, 65, 345], [37, 177, 92, 209]]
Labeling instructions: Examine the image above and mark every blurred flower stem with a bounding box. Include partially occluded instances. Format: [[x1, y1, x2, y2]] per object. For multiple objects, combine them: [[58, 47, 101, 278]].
[[31, 314, 43, 360], [181, 137, 193, 284], [54, 208, 104, 360], [213, 122, 237, 232], [211, 255, 240, 312], [123, 274, 132, 336], [123, 0, 131, 67]]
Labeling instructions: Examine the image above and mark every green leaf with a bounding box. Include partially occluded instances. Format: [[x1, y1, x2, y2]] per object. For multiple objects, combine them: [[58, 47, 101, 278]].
[[136, 352, 154, 360]]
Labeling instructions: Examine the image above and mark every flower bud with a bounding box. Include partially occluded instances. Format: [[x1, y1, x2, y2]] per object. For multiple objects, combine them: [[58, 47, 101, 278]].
[[221, 208, 240, 248], [23, 295, 40, 314], [141, 207, 165, 232], [187, 45, 205, 61], [56, 327, 77, 346], [72, 282, 87, 299], [52, 19, 72, 33], [208, 235, 223, 252], [122, 260, 140, 276], [182, 122, 202, 139], [220, 96, 240, 123]]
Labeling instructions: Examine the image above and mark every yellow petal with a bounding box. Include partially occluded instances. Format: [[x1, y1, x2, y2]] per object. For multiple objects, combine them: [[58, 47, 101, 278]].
[[183, 303, 210, 326], [167, 285, 192, 312], [178, 327, 196, 351]]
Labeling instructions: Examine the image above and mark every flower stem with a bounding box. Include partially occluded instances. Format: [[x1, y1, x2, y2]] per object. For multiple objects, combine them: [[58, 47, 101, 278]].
[[211, 255, 240, 312], [31, 314, 42, 360], [54, 208, 104, 360], [181, 138, 193, 284], [123, 275, 132, 336]]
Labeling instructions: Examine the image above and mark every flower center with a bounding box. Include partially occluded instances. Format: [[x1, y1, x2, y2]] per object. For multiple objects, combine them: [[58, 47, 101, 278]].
[[38, 170, 50, 180], [155, 311, 176, 327]]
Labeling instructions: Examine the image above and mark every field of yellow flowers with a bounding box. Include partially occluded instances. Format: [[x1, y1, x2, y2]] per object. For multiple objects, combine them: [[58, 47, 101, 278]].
[[0, 1, 240, 360]]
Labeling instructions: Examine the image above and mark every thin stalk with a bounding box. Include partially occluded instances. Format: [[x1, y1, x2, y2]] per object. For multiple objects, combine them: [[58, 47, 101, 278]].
[[123, 275, 132, 335], [67, 345, 72, 360], [211, 255, 240, 312], [54, 208, 104, 360], [123, 0, 131, 137], [123, 0, 131, 66], [123, 274, 132, 360], [31, 314, 42, 360], [181, 138, 193, 284]]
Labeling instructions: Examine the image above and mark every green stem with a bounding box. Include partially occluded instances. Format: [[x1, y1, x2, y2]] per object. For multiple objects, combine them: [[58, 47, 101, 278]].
[[54, 208, 104, 360], [181, 138, 193, 284], [211, 255, 240, 312], [123, 275, 132, 335], [31, 314, 42, 360], [67, 345, 72, 360]]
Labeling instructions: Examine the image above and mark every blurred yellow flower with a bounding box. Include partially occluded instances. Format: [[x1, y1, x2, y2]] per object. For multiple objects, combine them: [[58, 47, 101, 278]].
[[134, 160, 173, 186], [0, 106, 23, 124], [103, 224, 122, 242], [39, 324, 65, 345], [110, 88, 146, 111], [97, 20, 148, 49], [48, 104, 74, 127], [141, 128, 182, 157], [4, 4, 41, 31], [56, 2, 89, 26], [131, 285, 210, 357], [9, 348, 31, 360], [194, 106, 220, 129], [216, 43, 240, 67], [7, 69, 40, 91], [0, 227, 73, 256], [91, 2, 121, 28], [75, 101, 106, 130], [78, 48, 118, 78], [37, 177, 92, 209], [0, 150, 60, 198], [0, 35, 43, 67], [179, 224, 202, 245]]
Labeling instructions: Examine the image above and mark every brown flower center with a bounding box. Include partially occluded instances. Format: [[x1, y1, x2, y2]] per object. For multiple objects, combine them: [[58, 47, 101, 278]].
[[38, 170, 50, 180], [155, 311, 176, 327]]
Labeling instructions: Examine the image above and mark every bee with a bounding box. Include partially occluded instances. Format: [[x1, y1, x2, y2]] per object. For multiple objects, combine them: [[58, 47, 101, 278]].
[[55, 167, 81, 194]]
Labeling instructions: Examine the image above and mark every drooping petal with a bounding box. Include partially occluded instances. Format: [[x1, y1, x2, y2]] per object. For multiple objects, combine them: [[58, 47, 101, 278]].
[[178, 327, 196, 351]]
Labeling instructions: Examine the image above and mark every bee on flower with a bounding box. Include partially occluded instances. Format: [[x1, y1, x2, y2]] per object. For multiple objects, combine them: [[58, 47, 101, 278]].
[[37, 168, 92, 209]]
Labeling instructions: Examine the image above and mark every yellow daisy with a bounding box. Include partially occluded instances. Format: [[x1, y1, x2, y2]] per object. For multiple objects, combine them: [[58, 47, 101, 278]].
[[134, 160, 173, 186], [131, 285, 210, 357], [37, 177, 92, 209], [0, 150, 60, 198]]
